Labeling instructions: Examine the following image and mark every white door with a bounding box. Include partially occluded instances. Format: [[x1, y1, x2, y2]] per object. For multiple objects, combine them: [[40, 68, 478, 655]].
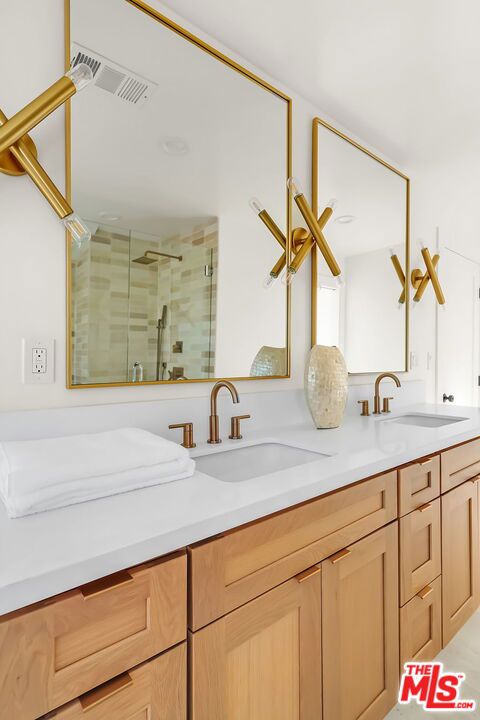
[[437, 248, 480, 406]]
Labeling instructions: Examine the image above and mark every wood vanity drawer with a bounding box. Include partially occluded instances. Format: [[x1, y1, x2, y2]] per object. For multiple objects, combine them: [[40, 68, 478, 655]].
[[189, 471, 397, 629], [0, 552, 186, 720], [398, 455, 440, 516], [400, 576, 442, 668], [399, 498, 441, 605], [44, 643, 186, 719], [441, 437, 480, 492]]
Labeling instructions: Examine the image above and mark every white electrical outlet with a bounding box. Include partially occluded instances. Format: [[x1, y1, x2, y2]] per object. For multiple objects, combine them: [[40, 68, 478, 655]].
[[23, 338, 55, 384]]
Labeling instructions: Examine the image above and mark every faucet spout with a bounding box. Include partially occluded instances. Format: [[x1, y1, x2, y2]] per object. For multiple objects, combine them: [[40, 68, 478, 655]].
[[208, 381, 240, 443], [373, 372, 401, 415]]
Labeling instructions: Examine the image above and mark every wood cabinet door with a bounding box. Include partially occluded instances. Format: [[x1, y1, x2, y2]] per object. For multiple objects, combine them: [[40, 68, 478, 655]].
[[322, 523, 399, 720], [442, 480, 480, 645], [400, 576, 442, 668], [399, 498, 441, 605], [189, 566, 322, 720]]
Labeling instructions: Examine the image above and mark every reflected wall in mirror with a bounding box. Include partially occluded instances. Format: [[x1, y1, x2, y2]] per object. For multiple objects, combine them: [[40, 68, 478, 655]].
[[312, 118, 409, 374], [67, 0, 291, 387]]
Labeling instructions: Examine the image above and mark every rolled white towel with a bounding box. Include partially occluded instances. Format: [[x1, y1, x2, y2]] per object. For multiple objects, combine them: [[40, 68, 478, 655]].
[[0, 428, 195, 518]]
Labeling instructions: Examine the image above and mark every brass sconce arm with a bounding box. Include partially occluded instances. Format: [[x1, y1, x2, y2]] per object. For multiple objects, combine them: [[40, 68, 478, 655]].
[[390, 253, 406, 304], [0, 64, 93, 243], [412, 248, 444, 305], [249, 198, 286, 250]]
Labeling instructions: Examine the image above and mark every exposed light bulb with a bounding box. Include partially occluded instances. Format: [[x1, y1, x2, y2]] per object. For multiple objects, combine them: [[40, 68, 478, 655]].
[[62, 213, 91, 246], [263, 273, 278, 289], [281, 268, 296, 286], [65, 63, 93, 92], [287, 176, 303, 198], [335, 273, 345, 287], [249, 197, 264, 215], [327, 198, 338, 210]]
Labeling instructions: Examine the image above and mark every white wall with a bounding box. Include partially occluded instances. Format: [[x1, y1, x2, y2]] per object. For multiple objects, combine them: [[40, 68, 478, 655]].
[[0, 0, 428, 412]]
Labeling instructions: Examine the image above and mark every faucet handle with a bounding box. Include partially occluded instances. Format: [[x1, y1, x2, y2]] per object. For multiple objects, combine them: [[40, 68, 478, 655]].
[[357, 400, 370, 417], [382, 397, 394, 414], [168, 422, 196, 449], [229, 415, 251, 440]]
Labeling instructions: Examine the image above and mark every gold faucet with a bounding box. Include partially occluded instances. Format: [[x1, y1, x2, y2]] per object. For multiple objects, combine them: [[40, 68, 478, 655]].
[[208, 381, 240, 443], [373, 372, 401, 414]]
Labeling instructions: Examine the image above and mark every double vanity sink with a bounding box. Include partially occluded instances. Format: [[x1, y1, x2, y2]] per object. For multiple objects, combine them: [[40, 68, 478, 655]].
[[193, 411, 469, 483]]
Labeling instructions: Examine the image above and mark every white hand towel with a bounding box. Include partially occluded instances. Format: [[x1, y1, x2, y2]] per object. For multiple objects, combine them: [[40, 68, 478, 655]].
[[0, 428, 195, 518]]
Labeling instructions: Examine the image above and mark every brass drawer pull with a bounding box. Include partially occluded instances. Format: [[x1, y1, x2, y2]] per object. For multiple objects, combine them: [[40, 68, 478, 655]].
[[417, 585, 433, 600], [79, 672, 133, 711], [418, 457, 434, 467], [330, 548, 352, 564], [470, 475, 480, 484], [81, 569, 134, 599], [296, 565, 321, 583], [418, 502, 432, 513]]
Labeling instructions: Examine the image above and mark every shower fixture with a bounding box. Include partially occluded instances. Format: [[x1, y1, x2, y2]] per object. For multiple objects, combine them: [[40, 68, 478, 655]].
[[132, 250, 182, 264], [0, 64, 93, 245]]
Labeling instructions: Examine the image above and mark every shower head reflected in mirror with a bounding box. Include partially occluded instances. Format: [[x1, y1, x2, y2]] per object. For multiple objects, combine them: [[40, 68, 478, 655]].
[[132, 250, 183, 265]]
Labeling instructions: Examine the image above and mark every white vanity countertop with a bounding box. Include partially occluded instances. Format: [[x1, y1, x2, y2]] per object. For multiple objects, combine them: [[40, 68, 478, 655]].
[[1, 402, 479, 616]]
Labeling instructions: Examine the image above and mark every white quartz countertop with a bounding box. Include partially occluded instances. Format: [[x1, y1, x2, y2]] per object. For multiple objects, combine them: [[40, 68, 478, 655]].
[[1, 402, 480, 616]]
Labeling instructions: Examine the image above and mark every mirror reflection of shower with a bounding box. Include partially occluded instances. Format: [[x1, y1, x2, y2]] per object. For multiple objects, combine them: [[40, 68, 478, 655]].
[[70, 219, 218, 384]]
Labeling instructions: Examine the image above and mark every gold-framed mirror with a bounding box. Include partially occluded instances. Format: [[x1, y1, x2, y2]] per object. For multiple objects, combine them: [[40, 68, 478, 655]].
[[312, 117, 410, 374], [65, 0, 291, 388]]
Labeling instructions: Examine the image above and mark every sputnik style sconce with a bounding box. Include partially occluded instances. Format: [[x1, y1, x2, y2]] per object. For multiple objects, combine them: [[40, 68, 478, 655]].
[[0, 64, 93, 245], [250, 176, 342, 288], [412, 247, 445, 305]]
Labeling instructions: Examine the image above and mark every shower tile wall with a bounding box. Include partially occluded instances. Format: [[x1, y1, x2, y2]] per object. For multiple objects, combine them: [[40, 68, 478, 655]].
[[71, 228, 130, 384], [71, 222, 218, 385], [156, 221, 218, 380]]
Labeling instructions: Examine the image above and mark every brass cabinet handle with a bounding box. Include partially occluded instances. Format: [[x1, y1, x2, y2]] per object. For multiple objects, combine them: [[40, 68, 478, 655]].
[[418, 457, 434, 466], [229, 414, 251, 440], [417, 585, 433, 600], [470, 475, 480, 484], [79, 672, 133, 711], [81, 569, 134, 599], [168, 422, 196, 449], [330, 548, 352, 564], [418, 502, 432, 513], [296, 564, 321, 583]]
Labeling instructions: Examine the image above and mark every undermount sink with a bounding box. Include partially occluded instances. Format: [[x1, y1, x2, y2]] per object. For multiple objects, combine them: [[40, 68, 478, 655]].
[[383, 413, 468, 428], [194, 442, 329, 483]]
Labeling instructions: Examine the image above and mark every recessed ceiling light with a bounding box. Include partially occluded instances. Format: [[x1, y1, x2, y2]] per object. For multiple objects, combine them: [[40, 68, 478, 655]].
[[161, 136, 189, 156], [334, 215, 356, 224], [99, 212, 121, 222]]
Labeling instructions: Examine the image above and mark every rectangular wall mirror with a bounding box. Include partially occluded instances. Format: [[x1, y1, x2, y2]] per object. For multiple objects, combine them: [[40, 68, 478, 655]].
[[66, 0, 291, 387], [312, 118, 409, 374]]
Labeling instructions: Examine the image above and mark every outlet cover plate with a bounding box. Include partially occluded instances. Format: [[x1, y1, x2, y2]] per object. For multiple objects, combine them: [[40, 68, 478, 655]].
[[22, 337, 55, 384]]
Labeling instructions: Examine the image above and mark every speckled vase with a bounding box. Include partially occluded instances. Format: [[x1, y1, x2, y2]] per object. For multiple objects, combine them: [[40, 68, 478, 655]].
[[250, 346, 287, 377], [305, 345, 348, 429]]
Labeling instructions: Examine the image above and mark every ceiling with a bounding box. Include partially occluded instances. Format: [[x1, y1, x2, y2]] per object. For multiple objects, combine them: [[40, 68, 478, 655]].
[[161, 0, 480, 167]]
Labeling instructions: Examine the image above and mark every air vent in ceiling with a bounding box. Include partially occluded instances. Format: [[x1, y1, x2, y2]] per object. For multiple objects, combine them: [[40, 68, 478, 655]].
[[71, 43, 158, 106]]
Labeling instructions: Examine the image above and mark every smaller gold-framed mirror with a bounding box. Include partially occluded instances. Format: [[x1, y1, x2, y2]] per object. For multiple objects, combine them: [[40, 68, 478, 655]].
[[312, 118, 410, 374]]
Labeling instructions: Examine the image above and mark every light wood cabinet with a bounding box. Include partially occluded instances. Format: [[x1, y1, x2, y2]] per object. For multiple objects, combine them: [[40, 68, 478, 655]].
[[0, 553, 186, 720], [189, 565, 322, 720], [399, 498, 441, 605], [442, 479, 480, 644], [398, 455, 440, 516], [322, 523, 399, 720], [46, 644, 186, 719], [400, 576, 442, 668], [441, 438, 480, 492], [189, 471, 397, 629]]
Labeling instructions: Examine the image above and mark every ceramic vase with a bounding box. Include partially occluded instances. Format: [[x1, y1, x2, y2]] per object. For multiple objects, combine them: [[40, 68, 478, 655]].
[[305, 345, 348, 429], [250, 346, 287, 376]]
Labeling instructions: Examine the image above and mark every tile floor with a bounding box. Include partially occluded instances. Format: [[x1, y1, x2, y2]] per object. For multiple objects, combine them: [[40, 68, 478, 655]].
[[386, 611, 480, 718]]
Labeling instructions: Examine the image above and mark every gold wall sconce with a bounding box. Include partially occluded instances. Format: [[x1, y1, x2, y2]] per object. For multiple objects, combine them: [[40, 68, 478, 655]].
[[0, 63, 93, 245], [250, 176, 342, 288], [411, 247, 445, 305]]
